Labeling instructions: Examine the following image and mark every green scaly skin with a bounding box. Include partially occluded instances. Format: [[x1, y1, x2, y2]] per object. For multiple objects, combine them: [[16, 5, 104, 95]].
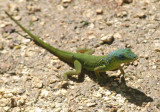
[[5, 11, 138, 82]]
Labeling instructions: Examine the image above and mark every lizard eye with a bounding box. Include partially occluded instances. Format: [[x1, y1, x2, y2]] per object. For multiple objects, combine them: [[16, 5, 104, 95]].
[[117, 54, 126, 60]]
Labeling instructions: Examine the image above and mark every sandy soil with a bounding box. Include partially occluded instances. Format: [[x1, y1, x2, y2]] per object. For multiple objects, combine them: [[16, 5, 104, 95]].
[[0, 0, 160, 111]]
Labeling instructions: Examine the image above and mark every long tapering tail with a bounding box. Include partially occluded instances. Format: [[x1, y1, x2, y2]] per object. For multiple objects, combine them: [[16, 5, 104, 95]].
[[5, 11, 73, 63]]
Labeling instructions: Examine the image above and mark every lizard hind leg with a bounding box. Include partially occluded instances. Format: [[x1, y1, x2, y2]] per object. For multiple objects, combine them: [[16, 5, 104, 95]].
[[64, 60, 82, 80], [76, 48, 95, 55]]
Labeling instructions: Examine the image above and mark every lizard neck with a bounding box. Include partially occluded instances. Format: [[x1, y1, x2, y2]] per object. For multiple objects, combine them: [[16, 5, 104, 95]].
[[101, 54, 120, 71]]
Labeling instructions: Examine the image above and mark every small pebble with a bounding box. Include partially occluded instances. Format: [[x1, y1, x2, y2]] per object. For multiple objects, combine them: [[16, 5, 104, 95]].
[[125, 44, 131, 48], [152, 65, 157, 69], [62, 0, 72, 3], [96, 8, 103, 14], [113, 32, 122, 39], [103, 96, 110, 101], [117, 11, 128, 17], [0, 23, 7, 28], [101, 34, 114, 44], [154, 42, 160, 52], [87, 103, 96, 107], [14, 16, 21, 21], [135, 11, 146, 18], [22, 39, 31, 43], [88, 35, 96, 39], [133, 61, 138, 66], [27, 5, 41, 13], [3, 93, 13, 98], [88, 23, 94, 29], [32, 16, 38, 22], [117, 0, 132, 5], [40, 21, 45, 26], [4, 25, 15, 33], [105, 21, 113, 26], [87, 30, 94, 34], [3, 107, 10, 111], [8, 3, 18, 12]]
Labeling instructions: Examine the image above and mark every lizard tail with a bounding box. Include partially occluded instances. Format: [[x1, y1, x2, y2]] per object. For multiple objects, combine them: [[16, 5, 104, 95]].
[[5, 11, 73, 62]]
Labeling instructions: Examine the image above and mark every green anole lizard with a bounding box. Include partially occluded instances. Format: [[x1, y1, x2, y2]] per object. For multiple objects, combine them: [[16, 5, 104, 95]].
[[5, 11, 138, 83]]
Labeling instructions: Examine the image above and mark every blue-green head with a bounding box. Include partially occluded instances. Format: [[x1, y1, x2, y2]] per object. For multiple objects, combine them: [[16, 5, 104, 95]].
[[108, 48, 138, 64]]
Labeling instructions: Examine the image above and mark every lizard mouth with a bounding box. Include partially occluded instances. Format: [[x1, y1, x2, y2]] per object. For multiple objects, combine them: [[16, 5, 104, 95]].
[[133, 56, 138, 59], [134, 55, 138, 60], [131, 53, 138, 60]]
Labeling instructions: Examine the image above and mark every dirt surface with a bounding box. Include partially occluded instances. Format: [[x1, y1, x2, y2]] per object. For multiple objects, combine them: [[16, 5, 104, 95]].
[[0, 0, 160, 112]]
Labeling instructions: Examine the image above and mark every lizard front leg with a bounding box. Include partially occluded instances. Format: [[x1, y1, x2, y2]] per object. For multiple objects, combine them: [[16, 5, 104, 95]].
[[119, 65, 125, 75], [94, 66, 107, 83], [64, 60, 82, 80], [118, 66, 126, 84]]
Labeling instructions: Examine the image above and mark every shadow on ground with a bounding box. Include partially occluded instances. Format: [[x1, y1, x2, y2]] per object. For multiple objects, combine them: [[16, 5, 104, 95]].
[[68, 71, 153, 107]]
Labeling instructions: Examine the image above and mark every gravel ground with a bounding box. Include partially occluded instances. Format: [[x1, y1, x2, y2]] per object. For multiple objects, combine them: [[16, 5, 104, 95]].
[[0, 0, 160, 112]]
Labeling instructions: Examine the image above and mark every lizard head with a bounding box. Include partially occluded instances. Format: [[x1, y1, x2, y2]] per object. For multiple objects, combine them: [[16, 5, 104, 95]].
[[102, 48, 137, 71], [115, 48, 138, 63]]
